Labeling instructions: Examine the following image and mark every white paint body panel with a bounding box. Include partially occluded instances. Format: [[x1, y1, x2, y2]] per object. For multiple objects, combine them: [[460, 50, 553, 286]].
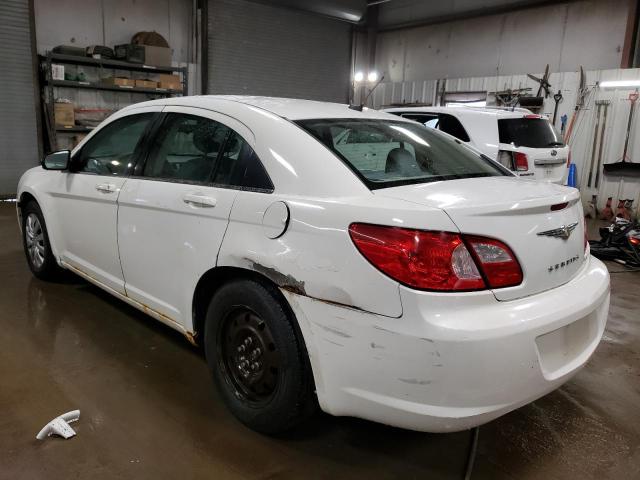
[[17, 95, 610, 432], [384, 106, 570, 184]]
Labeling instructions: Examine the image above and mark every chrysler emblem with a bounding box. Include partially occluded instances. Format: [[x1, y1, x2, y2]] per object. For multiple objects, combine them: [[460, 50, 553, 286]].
[[537, 222, 578, 240], [551, 149, 558, 156]]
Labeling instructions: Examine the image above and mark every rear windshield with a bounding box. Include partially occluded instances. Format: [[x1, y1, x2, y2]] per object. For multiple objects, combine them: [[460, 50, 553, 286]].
[[498, 118, 564, 148], [295, 118, 509, 189]]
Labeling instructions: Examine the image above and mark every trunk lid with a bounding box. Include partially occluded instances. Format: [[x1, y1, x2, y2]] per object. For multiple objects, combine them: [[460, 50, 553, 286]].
[[375, 177, 586, 301]]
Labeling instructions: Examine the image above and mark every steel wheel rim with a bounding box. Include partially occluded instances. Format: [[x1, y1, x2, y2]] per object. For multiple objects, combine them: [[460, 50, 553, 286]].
[[25, 213, 45, 269], [218, 307, 280, 404]]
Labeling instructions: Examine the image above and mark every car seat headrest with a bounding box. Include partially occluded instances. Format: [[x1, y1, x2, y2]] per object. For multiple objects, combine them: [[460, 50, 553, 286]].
[[385, 148, 422, 175]]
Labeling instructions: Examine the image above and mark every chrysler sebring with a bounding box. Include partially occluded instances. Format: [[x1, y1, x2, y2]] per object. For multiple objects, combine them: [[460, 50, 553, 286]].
[[17, 96, 610, 434]]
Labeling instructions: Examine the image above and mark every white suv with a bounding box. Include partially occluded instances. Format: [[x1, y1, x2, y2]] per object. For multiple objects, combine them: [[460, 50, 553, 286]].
[[384, 106, 569, 184]]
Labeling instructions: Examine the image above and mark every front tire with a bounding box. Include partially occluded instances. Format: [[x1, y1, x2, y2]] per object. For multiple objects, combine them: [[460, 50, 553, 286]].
[[21, 201, 64, 281], [204, 279, 316, 434]]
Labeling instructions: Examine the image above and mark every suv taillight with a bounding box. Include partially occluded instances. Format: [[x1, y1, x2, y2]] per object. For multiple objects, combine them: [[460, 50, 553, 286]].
[[567, 150, 572, 167], [348, 223, 522, 291], [514, 152, 529, 171]]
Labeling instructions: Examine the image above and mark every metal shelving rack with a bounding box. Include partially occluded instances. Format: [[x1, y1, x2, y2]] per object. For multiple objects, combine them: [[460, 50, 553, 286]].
[[40, 51, 188, 150]]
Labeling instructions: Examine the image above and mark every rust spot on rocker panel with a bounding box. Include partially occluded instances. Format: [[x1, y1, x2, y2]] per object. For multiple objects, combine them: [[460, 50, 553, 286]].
[[63, 261, 197, 345], [185, 331, 198, 346]]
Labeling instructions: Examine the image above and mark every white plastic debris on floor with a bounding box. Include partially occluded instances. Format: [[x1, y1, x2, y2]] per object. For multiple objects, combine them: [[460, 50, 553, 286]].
[[36, 410, 80, 440]]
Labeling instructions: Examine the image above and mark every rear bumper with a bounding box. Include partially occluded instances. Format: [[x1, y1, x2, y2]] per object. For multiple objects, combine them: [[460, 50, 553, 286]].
[[283, 255, 609, 432]]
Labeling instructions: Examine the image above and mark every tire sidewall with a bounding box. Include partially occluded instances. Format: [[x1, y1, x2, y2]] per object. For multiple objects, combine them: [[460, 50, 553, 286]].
[[204, 279, 308, 433], [21, 202, 56, 278]]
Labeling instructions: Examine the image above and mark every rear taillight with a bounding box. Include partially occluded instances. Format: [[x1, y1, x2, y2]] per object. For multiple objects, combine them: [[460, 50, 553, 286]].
[[348, 223, 522, 292], [567, 149, 572, 167], [464, 235, 523, 288], [514, 152, 529, 171]]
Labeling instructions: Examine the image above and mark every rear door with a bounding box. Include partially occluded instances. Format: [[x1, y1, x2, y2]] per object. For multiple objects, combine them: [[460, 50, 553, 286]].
[[116, 106, 258, 326]]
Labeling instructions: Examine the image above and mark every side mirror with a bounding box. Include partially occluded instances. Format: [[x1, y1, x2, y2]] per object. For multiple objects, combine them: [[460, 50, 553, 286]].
[[42, 150, 70, 170]]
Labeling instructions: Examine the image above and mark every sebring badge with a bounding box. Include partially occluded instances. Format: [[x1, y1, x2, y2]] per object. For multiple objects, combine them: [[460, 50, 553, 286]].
[[536, 222, 578, 240], [547, 255, 580, 273]]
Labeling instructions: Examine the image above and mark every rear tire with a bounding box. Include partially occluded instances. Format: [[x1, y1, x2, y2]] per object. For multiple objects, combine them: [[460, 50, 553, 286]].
[[204, 278, 316, 434], [21, 201, 64, 281]]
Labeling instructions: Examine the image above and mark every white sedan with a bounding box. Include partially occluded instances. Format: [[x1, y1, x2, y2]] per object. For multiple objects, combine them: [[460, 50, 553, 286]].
[[17, 96, 610, 434]]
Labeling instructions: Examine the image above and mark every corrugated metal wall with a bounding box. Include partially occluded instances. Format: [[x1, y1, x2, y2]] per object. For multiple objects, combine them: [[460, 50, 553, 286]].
[[0, 0, 40, 198], [373, 0, 629, 83], [208, 0, 352, 102]]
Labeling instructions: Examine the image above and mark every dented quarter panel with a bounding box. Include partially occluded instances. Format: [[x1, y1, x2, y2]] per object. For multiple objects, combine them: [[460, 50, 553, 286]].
[[217, 190, 458, 318]]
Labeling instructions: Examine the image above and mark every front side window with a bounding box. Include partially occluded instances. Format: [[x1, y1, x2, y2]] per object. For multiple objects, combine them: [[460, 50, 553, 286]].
[[74, 113, 155, 175], [296, 118, 508, 189], [142, 114, 230, 183]]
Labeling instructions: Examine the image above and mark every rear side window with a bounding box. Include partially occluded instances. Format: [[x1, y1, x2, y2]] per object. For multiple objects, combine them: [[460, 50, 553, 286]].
[[296, 118, 508, 189], [213, 131, 273, 191], [143, 114, 229, 183], [437, 114, 470, 142], [140, 113, 273, 191], [399, 113, 438, 125], [393, 112, 470, 142], [498, 118, 564, 148]]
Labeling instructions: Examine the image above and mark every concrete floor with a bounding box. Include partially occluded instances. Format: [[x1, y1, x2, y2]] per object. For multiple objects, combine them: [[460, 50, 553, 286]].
[[1, 201, 639, 480]]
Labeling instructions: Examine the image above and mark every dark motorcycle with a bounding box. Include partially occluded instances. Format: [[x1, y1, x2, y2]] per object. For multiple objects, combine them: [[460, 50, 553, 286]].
[[589, 217, 640, 267]]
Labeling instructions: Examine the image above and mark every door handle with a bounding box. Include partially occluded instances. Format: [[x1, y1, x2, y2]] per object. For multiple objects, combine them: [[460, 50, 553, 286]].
[[183, 193, 217, 208], [95, 183, 116, 193]]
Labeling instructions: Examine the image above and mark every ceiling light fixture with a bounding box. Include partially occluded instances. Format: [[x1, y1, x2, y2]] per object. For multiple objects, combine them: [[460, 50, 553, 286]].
[[599, 80, 640, 88]]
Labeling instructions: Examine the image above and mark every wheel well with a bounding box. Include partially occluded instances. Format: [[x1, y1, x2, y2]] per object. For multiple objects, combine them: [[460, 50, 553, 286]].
[[17, 192, 38, 227], [192, 266, 296, 342], [18, 192, 37, 209]]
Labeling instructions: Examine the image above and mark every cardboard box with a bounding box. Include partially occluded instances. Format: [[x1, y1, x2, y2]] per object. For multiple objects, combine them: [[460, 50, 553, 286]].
[[102, 77, 136, 88], [54, 103, 74, 127], [135, 79, 157, 88], [158, 73, 181, 90], [141, 45, 171, 67]]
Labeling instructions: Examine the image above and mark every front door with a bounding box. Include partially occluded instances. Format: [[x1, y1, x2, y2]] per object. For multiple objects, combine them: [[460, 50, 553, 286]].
[[50, 109, 159, 293], [117, 106, 256, 326]]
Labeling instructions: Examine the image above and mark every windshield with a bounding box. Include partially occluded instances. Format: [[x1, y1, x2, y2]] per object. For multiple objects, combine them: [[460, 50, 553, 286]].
[[498, 117, 564, 148], [296, 119, 509, 189]]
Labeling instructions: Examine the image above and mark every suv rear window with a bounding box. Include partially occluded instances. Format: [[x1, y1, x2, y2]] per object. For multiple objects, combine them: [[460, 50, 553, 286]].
[[498, 118, 564, 148], [296, 118, 509, 189]]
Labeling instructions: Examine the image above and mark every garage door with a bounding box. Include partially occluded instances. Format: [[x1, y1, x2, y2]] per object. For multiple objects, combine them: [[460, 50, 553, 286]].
[[0, 0, 40, 198], [208, 0, 352, 102]]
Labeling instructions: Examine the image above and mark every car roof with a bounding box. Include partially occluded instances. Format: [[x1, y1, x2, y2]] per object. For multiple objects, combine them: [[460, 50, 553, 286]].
[[383, 105, 533, 119], [123, 95, 406, 122]]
